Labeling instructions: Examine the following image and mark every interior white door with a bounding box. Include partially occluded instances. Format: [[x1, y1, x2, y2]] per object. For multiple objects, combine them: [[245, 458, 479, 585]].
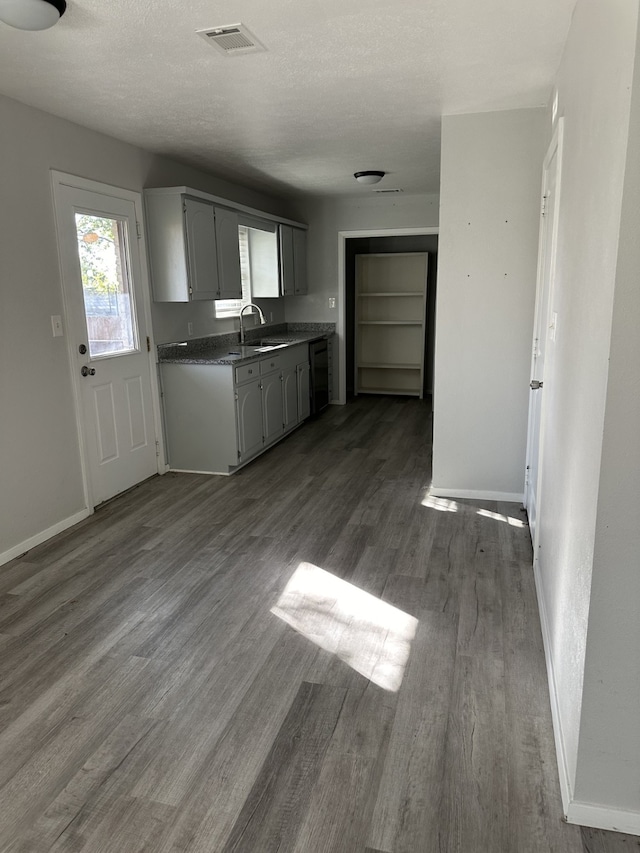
[[54, 181, 158, 507], [524, 120, 564, 545]]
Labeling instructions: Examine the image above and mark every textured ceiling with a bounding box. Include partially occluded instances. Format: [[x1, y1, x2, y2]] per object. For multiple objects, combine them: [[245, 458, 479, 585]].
[[0, 0, 576, 199]]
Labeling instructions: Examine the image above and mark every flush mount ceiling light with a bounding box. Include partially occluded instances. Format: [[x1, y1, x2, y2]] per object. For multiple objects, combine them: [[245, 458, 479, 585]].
[[0, 0, 66, 30], [354, 171, 385, 185]]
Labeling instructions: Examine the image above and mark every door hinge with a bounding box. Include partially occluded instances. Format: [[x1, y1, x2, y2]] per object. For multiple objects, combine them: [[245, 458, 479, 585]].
[[136, 221, 142, 239], [155, 440, 160, 458], [238, 450, 241, 459], [541, 195, 548, 216], [146, 335, 151, 353]]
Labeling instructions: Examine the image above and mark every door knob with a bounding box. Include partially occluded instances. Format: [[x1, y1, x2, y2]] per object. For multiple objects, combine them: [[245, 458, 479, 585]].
[[81, 366, 96, 377], [530, 380, 543, 390]]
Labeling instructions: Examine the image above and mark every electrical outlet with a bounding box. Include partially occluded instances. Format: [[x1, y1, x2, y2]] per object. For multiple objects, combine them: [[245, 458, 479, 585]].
[[187, 322, 194, 336], [328, 297, 336, 309]]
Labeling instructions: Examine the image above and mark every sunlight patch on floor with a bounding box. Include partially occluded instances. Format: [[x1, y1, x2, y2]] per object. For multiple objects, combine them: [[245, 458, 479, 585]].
[[271, 562, 418, 692], [421, 493, 458, 512], [476, 508, 527, 528]]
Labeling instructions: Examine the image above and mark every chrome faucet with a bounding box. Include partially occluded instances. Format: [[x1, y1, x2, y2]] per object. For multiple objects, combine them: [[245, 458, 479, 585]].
[[239, 303, 267, 344]]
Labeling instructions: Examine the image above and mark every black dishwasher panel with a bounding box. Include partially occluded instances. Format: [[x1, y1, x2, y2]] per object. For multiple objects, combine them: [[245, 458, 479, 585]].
[[309, 339, 329, 415]]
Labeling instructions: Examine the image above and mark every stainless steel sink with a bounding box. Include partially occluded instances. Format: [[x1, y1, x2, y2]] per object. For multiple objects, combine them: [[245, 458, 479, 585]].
[[254, 338, 301, 346]]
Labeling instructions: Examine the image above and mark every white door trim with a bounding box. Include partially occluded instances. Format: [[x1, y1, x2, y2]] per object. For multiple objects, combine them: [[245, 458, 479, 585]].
[[337, 227, 439, 405], [524, 118, 565, 556], [50, 170, 166, 513]]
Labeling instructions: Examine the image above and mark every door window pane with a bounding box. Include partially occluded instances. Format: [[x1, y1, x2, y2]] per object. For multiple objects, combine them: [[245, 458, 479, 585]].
[[74, 213, 138, 357]]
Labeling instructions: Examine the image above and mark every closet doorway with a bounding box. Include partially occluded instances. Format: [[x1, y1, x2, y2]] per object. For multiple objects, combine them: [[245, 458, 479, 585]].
[[339, 231, 438, 402]]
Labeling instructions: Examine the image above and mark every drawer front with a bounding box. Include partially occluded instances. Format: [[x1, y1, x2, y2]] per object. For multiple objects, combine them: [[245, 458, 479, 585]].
[[260, 355, 282, 375], [235, 362, 260, 384]]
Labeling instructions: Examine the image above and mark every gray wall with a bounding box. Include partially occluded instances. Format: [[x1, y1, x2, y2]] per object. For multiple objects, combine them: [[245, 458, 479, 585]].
[[0, 93, 296, 563]]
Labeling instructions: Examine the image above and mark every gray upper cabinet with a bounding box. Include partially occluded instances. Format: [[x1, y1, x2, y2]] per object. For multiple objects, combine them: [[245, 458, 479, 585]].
[[279, 224, 307, 296], [214, 206, 242, 299], [145, 191, 241, 302], [279, 224, 296, 296], [292, 227, 307, 295], [185, 198, 220, 301], [146, 187, 306, 302]]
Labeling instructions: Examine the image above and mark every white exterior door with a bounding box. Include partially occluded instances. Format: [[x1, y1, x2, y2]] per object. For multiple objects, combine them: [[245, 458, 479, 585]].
[[53, 176, 159, 507], [524, 120, 564, 546]]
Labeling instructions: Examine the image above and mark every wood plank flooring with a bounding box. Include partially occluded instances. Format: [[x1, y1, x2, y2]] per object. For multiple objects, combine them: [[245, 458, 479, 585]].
[[0, 396, 637, 852]]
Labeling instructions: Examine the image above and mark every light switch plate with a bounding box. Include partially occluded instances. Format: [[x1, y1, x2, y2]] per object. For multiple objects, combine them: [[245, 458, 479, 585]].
[[51, 315, 63, 337], [328, 297, 336, 309]]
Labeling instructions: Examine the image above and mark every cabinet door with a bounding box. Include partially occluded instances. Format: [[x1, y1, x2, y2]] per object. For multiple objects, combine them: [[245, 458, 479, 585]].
[[236, 378, 263, 461], [279, 225, 295, 296], [282, 366, 298, 432], [292, 228, 308, 295], [297, 362, 311, 422], [215, 207, 242, 299], [184, 198, 220, 300], [262, 372, 284, 445]]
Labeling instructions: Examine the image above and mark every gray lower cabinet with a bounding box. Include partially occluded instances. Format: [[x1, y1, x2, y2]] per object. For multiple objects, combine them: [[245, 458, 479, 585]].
[[283, 366, 298, 432], [260, 369, 284, 447], [235, 378, 263, 461], [160, 344, 311, 475]]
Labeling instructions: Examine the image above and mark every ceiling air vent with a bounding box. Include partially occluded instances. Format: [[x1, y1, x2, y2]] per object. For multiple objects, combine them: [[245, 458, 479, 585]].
[[373, 188, 403, 194], [196, 24, 266, 56]]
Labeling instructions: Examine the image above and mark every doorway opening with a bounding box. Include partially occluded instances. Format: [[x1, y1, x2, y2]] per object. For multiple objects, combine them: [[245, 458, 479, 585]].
[[338, 229, 438, 403]]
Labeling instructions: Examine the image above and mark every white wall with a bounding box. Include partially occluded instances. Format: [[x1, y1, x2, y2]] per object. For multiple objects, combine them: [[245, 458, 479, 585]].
[[432, 108, 545, 501], [533, 0, 640, 825], [0, 93, 296, 564], [285, 193, 440, 401], [566, 0, 640, 824]]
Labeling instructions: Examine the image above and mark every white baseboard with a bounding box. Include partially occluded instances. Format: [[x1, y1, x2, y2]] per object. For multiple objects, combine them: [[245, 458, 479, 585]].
[[429, 486, 524, 503], [0, 508, 92, 568], [533, 557, 574, 817], [567, 801, 640, 836]]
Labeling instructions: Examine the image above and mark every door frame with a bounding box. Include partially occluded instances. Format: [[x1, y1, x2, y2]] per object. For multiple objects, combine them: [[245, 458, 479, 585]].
[[337, 227, 439, 405], [50, 170, 166, 513], [524, 118, 565, 558]]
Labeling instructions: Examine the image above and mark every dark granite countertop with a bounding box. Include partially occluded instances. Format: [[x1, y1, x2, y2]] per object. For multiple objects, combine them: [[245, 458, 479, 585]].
[[157, 323, 335, 366]]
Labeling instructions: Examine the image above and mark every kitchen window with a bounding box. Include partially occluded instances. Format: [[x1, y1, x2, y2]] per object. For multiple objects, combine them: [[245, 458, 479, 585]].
[[215, 218, 279, 317]]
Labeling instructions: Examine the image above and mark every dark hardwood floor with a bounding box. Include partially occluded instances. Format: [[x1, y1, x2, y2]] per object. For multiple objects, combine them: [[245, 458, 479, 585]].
[[0, 396, 637, 852]]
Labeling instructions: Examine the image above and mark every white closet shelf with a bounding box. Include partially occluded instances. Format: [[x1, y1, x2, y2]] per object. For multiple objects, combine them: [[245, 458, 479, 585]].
[[358, 387, 421, 397], [358, 291, 423, 297], [358, 363, 421, 370], [356, 252, 428, 399], [357, 320, 422, 326]]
